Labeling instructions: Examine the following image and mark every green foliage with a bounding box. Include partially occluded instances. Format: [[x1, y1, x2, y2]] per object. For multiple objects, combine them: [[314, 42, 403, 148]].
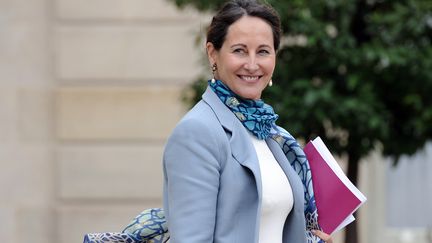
[[169, 0, 432, 163]]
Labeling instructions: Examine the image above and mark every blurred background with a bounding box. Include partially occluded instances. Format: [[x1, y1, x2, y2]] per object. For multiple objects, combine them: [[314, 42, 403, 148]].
[[0, 0, 431, 243]]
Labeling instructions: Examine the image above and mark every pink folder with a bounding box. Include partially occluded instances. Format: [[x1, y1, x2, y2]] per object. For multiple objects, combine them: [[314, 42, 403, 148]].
[[304, 137, 367, 234]]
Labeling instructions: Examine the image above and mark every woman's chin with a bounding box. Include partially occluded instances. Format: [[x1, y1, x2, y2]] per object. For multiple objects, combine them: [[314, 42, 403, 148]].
[[237, 91, 261, 100]]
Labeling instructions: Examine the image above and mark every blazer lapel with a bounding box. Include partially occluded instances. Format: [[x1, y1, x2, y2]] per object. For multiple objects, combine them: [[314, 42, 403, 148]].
[[202, 87, 262, 197]]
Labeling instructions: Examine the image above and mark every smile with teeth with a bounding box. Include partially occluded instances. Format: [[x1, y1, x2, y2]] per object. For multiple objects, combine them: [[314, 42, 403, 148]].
[[238, 75, 262, 81]]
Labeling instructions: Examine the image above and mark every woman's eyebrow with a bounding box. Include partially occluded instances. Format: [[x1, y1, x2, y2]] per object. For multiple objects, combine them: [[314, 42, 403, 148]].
[[230, 43, 272, 49], [258, 44, 272, 49], [230, 43, 247, 48]]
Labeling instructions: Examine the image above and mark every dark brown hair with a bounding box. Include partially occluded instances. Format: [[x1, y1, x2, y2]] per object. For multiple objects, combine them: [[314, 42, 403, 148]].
[[207, 0, 282, 51]]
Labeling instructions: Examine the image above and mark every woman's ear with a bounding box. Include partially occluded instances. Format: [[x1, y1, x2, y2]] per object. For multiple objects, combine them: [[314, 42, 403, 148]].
[[206, 42, 217, 65]]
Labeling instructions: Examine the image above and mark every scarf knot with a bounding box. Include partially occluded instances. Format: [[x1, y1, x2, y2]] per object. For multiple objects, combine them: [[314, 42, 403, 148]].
[[209, 80, 278, 140]]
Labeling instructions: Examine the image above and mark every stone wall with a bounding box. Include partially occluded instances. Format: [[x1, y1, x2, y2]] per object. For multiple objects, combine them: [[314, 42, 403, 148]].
[[0, 0, 207, 242], [54, 1, 208, 242]]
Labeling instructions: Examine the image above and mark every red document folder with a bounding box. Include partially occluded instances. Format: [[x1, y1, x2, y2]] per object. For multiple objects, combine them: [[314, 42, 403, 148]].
[[304, 137, 367, 234]]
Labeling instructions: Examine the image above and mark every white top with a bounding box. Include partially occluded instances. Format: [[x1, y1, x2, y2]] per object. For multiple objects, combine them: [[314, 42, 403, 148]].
[[249, 133, 294, 243]]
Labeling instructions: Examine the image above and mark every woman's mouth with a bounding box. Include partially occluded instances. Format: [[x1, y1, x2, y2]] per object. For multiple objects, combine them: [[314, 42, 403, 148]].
[[238, 75, 262, 82]]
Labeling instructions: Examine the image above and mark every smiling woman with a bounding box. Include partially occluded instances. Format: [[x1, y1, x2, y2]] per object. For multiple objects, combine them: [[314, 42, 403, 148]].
[[207, 15, 276, 100], [162, 1, 333, 243]]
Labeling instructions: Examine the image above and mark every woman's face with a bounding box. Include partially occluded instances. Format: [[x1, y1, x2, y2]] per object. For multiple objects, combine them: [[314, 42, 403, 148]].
[[207, 16, 276, 100]]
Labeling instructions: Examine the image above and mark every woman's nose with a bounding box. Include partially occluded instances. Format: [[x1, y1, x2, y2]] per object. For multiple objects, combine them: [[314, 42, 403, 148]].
[[244, 55, 259, 72]]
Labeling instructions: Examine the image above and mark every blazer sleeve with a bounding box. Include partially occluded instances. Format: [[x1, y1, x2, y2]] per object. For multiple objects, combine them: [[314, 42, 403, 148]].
[[163, 117, 225, 243]]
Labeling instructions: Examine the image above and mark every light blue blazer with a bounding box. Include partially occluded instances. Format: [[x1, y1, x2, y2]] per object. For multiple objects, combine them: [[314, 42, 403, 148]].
[[163, 87, 307, 243]]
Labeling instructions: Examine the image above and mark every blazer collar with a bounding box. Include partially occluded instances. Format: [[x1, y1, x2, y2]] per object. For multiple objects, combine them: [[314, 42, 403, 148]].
[[202, 86, 262, 190], [202, 86, 236, 133]]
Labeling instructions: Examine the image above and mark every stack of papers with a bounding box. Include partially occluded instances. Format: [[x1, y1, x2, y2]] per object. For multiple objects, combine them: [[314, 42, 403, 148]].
[[304, 137, 367, 234]]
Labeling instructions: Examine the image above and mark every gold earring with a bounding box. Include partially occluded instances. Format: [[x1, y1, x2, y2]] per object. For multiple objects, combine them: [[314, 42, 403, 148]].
[[269, 79, 273, 87], [211, 63, 217, 84]]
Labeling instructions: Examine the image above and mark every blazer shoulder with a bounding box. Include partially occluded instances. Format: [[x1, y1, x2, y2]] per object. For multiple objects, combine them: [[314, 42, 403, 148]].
[[174, 100, 221, 134], [166, 100, 230, 165]]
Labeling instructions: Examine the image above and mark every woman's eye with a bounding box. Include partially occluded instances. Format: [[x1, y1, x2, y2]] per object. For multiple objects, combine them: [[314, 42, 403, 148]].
[[233, 48, 246, 54], [258, 49, 270, 55]]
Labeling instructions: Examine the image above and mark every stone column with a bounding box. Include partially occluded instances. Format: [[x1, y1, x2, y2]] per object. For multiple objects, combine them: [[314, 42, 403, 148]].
[[0, 0, 55, 242]]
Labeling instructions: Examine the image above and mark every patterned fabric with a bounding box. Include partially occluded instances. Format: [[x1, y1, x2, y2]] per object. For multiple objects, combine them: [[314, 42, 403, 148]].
[[209, 80, 279, 140], [123, 208, 170, 243], [83, 232, 138, 243], [83, 208, 169, 243], [271, 126, 322, 242], [209, 79, 323, 243]]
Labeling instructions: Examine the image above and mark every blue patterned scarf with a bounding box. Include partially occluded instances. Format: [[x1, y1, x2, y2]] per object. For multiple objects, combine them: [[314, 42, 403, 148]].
[[209, 80, 323, 243]]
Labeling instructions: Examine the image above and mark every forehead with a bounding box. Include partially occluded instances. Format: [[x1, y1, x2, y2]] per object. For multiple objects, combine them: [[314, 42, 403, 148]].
[[224, 16, 274, 46]]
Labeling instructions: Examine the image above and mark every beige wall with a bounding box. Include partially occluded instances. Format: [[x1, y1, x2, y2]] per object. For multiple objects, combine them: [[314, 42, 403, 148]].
[[0, 0, 207, 242], [54, 0, 208, 242], [1, 0, 430, 242]]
